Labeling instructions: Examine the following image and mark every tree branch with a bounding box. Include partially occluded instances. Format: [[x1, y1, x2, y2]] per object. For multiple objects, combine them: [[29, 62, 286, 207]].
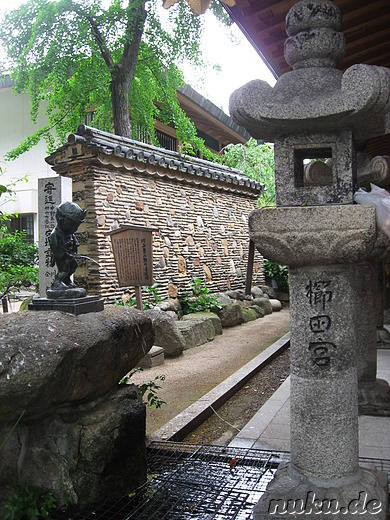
[[121, 0, 147, 74], [86, 14, 114, 68], [63, 0, 114, 69]]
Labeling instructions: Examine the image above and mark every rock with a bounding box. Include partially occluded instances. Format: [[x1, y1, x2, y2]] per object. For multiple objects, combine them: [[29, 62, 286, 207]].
[[252, 297, 273, 315], [0, 307, 154, 422], [158, 298, 181, 313], [1, 385, 147, 508], [261, 285, 276, 299], [235, 289, 246, 301], [176, 319, 215, 349], [226, 289, 245, 301], [238, 299, 252, 308], [0, 306, 152, 509], [164, 310, 179, 321], [213, 292, 232, 306], [241, 307, 258, 322], [138, 346, 165, 368], [145, 309, 185, 357], [180, 312, 222, 335], [216, 303, 244, 328], [269, 299, 282, 312], [226, 290, 238, 299], [251, 305, 266, 318], [203, 264, 212, 281], [168, 282, 178, 298], [251, 286, 264, 298]]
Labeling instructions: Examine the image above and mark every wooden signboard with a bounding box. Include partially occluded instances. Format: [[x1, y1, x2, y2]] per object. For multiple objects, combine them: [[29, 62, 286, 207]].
[[108, 225, 157, 288]]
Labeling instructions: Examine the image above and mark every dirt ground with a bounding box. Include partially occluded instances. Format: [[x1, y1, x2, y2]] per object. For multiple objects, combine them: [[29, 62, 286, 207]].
[[130, 308, 290, 440]]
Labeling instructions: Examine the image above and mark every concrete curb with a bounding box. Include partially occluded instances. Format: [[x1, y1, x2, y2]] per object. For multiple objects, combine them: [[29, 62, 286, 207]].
[[149, 331, 290, 444]]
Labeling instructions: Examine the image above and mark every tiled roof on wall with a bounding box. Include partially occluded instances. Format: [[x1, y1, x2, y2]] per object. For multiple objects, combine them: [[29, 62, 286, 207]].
[[63, 125, 264, 196]]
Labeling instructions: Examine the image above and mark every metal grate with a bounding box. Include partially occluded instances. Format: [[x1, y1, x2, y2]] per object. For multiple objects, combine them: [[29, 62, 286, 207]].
[[51, 442, 390, 519]]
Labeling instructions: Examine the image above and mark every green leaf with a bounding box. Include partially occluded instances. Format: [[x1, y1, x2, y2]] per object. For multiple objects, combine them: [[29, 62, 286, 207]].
[[0, 226, 38, 300], [221, 139, 275, 206], [0, 0, 220, 161]]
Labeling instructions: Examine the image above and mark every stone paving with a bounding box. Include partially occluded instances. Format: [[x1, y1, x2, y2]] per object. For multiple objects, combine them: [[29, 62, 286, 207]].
[[230, 348, 390, 460]]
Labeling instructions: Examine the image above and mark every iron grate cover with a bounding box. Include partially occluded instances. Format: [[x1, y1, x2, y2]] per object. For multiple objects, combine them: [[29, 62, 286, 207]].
[[51, 442, 390, 519]]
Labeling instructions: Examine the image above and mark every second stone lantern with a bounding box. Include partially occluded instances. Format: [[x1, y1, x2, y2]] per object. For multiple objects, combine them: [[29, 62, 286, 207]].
[[230, 0, 390, 518]]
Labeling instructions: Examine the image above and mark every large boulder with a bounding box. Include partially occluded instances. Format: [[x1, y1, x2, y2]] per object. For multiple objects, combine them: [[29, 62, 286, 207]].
[[252, 297, 273, 316], [0, 305, 154, 509], [251, 305, 266, 318], [261, 285, 277, 299], [0, 306, 154, 422], [213, 292, 232, 306], [145, 309, 185, 357], [180, 311, 223, 335], [216, 303, 245, 328], [176, 319, 216, 349], [269, 299, 282, 312], [241, 307, 258, 322], [251, 286, 264, 298], [2, 385, 147, 508]]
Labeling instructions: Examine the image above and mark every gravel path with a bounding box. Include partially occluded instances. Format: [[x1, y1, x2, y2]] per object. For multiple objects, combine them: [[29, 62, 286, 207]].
[[130, 308, 290, 441]]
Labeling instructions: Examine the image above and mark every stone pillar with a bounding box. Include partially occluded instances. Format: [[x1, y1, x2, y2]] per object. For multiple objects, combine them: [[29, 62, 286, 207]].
[[249, 205, 388, 519], [355, 261, 390, 415], [290, 263, 359, 481], [376, 259, 390, 348], [229, 0, 390, 514], [38, 176, 72, 297]]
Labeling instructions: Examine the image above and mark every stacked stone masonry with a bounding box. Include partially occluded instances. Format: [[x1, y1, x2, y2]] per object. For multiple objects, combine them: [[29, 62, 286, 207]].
[[46, 126, 264, 302]]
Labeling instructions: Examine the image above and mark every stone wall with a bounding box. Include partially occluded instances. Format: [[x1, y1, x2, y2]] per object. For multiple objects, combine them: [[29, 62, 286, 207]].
[[46, 126, 264, 302]]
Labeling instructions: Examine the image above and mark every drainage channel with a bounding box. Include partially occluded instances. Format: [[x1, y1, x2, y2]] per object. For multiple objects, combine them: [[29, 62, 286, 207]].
[[150, 332, 291, 443], [52, 442, 390, 519]]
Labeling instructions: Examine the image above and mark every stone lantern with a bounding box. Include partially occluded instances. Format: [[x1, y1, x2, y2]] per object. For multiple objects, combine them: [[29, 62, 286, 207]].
[[230, 0, 389, 517]]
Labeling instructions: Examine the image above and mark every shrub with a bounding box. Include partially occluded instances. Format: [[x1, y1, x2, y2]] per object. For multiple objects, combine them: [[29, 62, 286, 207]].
[[179, 278, 222, 315], [263, 259, 289, 293]]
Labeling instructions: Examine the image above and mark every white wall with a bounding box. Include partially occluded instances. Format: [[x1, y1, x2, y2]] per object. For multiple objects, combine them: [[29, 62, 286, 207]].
[[0, 85, 56, 240]]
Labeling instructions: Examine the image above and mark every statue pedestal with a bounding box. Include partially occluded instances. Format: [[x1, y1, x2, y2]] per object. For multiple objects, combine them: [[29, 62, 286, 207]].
[[249, 205, 388, 519], [254, 464, 387, 519], [28, 295, 104, 315]]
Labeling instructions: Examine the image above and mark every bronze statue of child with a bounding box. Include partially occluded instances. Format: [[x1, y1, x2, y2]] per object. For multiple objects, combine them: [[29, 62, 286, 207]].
[[47, 201, 87, 299]]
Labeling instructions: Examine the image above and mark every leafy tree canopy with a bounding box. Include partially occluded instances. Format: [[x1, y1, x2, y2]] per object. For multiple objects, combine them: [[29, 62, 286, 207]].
[[221, 138, 275, 206], [0, 166, 28, 221], [0, 0, 229, 160], [0, 170, 38, 304], [0, 227, 39, 302]]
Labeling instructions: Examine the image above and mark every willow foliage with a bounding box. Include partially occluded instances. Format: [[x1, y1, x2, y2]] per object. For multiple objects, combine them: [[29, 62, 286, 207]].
[[0, 0, 223, 160], [222, 138, 275, 205]]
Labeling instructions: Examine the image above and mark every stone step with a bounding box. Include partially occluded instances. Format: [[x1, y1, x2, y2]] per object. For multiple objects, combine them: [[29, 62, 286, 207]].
[[139, 346, 165, 368]]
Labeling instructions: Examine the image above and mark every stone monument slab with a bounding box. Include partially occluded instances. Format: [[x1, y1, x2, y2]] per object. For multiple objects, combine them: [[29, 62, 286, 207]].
[[38, 177, 72, 297]]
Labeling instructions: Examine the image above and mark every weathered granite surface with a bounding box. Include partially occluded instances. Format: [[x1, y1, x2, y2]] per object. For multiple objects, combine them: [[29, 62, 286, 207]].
[[0, 307, 153, 422], [216, 303, 245, 328], [249, 205, 378, 267], [2, 385, 147, 508], [176, 319, 216, 349], [238, 0, 390, 513], [145, 309, 185, 357], [0, 306, 154, 508], [230, 0, 390, 208], [180, 311, 223, 336], [230, 12, 390, 143]]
